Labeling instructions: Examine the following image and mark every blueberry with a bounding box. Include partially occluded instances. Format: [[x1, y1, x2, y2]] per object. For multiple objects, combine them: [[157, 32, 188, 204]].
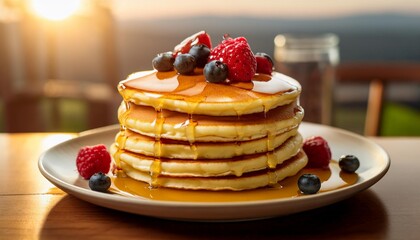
[[89, 172, 111, 192], [174, 53, 196, 74], [204, 60, 228, 83], [152, 52, 175, 72], [189, 44, 210, 68], [298, 174, 321, 194], [339, 155, 360, 173]]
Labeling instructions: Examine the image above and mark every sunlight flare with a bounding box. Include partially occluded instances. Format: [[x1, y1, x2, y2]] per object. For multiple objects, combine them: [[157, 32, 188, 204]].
[[30, 0, 82, 21]]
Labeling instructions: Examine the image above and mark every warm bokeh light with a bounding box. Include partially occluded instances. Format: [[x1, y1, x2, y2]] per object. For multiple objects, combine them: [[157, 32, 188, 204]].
[[30, 0, 82, 21]]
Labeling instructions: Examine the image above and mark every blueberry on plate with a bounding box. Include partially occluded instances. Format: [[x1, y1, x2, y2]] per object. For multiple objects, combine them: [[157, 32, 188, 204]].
[[298, 174, 321, 194], [204, 60, 228, 83], [89, 172, 111, 192], [339, 155, 360, 173], [174, 53, 196, 74], [152, 52, 175, 72]]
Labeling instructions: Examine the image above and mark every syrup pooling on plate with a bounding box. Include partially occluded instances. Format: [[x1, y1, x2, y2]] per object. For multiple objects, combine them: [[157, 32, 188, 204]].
[[111, 161, 358, 202]]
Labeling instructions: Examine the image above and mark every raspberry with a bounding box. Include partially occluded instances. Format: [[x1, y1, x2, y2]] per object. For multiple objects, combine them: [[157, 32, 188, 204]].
[[209, 36, 256, 82], [174, 31, 212, 56], [76, 144, 111, 179], [303, 136, 332, 168], [255, 52, 274, 74]]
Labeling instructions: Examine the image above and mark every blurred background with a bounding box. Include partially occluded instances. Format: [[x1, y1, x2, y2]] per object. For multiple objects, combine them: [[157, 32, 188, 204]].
[[0, 0, 419, 135]]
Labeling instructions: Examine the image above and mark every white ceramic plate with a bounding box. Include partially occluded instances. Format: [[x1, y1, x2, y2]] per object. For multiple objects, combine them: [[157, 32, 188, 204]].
[[38, 123, 390, 221]]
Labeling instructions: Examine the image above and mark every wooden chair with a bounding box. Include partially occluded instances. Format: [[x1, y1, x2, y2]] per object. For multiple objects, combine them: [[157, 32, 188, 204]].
[[336, 62, 420, 136]]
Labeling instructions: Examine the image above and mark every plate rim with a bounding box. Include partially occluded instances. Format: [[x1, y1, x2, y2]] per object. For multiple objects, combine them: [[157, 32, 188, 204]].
[[38, 122, 390, 219]]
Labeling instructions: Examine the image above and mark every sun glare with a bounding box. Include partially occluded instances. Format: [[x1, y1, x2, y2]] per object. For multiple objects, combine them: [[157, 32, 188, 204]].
[[31, 0, 82, 21]]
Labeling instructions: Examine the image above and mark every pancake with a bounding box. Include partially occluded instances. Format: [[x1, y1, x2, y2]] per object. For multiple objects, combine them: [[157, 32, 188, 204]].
[[111, 133, 303, 177], [113, 68, 306, 191], [118, 150, 308, 191], [118, 70, 301, 116], [115, 127, 299, 160], [119, 100, 304, 142]]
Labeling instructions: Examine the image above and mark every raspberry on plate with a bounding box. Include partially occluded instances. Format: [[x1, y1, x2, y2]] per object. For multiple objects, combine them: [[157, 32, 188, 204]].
[[209, 36, 256, 82], [303, 136, 332, 168], [76, 144, 111, 179]]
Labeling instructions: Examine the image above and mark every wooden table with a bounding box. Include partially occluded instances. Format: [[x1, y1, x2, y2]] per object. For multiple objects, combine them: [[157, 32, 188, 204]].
[[1, 133, 419, 239]]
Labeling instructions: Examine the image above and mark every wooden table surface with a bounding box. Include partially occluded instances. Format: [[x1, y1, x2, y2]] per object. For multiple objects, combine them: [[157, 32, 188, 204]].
[[1, 132, 419, 239]]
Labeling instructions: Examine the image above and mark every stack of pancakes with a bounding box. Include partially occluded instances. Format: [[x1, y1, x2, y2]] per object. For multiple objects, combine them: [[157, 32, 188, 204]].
[[111, 70, 307, 191]]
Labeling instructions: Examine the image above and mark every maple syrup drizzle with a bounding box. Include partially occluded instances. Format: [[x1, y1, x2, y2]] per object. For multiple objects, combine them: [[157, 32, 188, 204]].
[[115, 130, 126, 149], [262, 105, 268, 119], [266, 131, 275, 151], [150, 101, 165, 188], [149, 159, 162, 187], [119, 101, 131, 127], [185, 115, 197, 144], [265, 108, 276, 169], [266, 152, 277, 169]]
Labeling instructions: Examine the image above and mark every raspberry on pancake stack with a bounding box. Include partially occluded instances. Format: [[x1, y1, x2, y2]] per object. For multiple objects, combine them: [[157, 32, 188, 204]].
[[111, 32, 307, 191]]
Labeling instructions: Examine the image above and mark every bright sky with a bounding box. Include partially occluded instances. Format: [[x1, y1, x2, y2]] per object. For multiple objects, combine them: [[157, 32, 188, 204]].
[[111, 0, 420, 20]]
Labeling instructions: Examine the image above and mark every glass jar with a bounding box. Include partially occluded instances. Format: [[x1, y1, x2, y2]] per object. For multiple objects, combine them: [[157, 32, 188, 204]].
[[274, 33, 339, 124]]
